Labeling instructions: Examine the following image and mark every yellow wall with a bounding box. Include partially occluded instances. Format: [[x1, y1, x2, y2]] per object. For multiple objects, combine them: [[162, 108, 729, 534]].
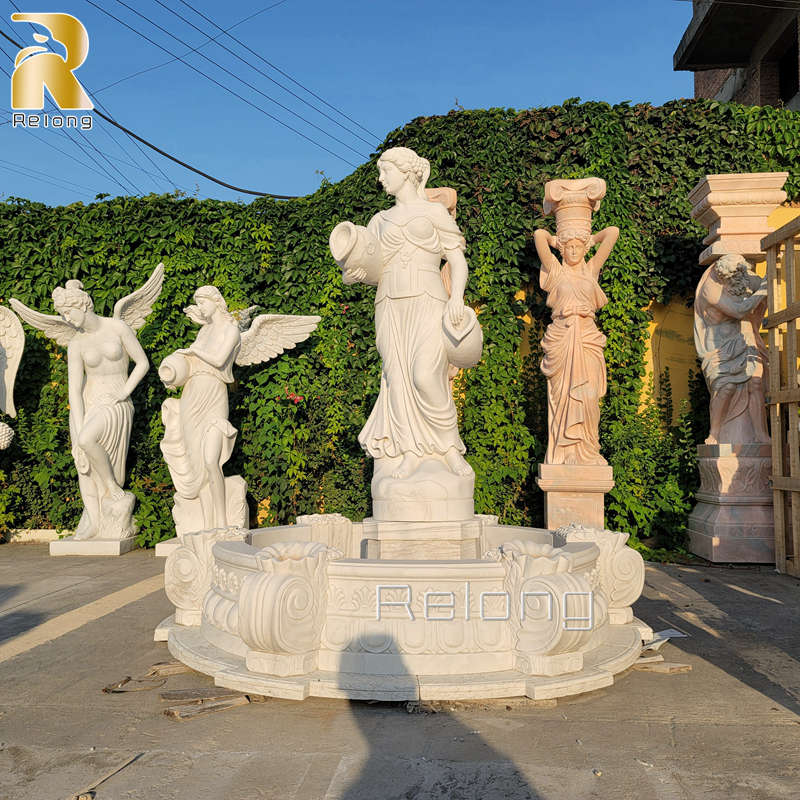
[[643, 205, 800, 421]]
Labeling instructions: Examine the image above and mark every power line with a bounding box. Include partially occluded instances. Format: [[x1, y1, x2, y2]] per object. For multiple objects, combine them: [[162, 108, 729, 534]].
[[94, 99, 179, 192], [0, 155, 99, 193], [0, 22, 294, 198], [105, 0, 366, 161], [0, 52, 168, 190], [93, 0, 291, 96], [83, 0, 357, 172], [0, 159, 100, 195], [93, 108, 296, 197], [0, 35, 132, 195], [179, 0, 379, 143], [1, 20, 141, 194], [6, 0, 176, 198], [5, 2, 141, 194], [168, 0, 378, 148]]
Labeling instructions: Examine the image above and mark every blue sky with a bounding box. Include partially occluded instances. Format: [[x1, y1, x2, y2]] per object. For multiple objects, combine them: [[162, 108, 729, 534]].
[[0, 0, 694, 205]]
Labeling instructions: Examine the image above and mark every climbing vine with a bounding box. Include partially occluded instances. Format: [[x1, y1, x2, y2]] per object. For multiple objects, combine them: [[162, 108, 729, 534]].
[[0, 99, 798, 549]]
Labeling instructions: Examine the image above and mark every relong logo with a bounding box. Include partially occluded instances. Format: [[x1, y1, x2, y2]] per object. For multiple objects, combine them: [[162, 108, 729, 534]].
[[11, 12, 92, 110]]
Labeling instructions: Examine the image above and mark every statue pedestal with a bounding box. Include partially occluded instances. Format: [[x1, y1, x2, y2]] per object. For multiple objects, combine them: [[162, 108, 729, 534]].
[[688, 443, 774, 563], [50, 536, 137, 556], [371, 457, 474, 523], [537, 464, 614, 530]]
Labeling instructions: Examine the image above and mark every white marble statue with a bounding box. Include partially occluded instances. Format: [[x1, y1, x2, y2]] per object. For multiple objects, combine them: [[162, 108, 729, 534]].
[[0, 306, 24, 449], [10, 264, 164, 540], [329, 147, 482, 521], [694, 253, 769, 445], [159, 286, 320, 535]]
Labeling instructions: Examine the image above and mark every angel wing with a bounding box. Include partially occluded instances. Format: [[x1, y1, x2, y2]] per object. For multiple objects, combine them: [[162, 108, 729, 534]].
[[0, 306, 24, 417], [9, 297, 77, 349], [113, 262, 165, 331], [236, 314, 321, 367], [231, 305, 260, 332]]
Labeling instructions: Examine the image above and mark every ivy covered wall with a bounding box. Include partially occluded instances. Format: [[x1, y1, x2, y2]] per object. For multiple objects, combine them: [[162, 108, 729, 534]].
[[1, 99, 798, 551]]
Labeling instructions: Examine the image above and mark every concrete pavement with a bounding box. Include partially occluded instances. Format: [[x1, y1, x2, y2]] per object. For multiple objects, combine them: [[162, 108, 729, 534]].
[[0, 543, 798, 799]]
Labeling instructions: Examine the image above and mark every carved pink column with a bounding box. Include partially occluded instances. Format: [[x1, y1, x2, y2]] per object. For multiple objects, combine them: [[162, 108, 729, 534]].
[[687, 172, 787, 563], [688, 172, 788, 265]]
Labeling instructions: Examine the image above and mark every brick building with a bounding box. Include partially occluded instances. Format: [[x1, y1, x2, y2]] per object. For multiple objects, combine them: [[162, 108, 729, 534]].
[[674, 0, 800, 107]]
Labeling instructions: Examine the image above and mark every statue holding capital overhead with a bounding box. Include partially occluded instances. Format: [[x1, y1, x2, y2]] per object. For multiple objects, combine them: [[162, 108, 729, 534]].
[[533, 178, 619, 466]]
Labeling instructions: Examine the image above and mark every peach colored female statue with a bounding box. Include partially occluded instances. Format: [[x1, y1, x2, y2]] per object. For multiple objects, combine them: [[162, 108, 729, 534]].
[[11, 265, 164, 540], [329, 147, 482, 521], [534, 178, 619, 466], [693, 252, 769, 445]]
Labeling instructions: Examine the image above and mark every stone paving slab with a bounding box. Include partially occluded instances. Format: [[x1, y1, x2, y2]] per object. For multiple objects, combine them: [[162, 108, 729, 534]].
[[0, 543, 798, 799]]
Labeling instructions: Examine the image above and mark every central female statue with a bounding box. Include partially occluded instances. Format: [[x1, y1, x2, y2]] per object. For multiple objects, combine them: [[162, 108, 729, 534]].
[[330, 147, 480, 490]]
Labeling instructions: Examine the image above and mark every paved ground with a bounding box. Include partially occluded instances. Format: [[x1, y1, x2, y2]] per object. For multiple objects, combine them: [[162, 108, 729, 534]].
[[0, 544, 798, 800]]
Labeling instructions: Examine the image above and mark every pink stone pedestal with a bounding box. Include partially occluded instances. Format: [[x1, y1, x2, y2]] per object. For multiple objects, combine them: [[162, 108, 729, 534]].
[[537, 464, 614, 530], [688, 443, 774, 563]]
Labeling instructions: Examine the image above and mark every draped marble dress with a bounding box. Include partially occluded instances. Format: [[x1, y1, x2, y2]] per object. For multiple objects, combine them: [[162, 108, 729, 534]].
[[359, 199, 466, 463], [540, 256, 608, 465], [160, 320, 240, 516]]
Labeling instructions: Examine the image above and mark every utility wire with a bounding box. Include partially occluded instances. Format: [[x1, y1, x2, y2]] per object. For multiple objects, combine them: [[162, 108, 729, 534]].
[[94, 98, 179, 192], [106, 0, 366, 161], [0, 159, 100, 194], [0, 57, 167, 189], [5, 2, 142, 194], [168, 0, 378, 148], [8, 0, 177, 192], [0, 24, 140, 194], [82, 0, 356, 173], [0, 23, 293, 198], [0, 155, 99, 193], [178, 0, 379, 142], [93, 108, 297, 197], [0, 33, 130, 194], [93, 0, 291, 96], [6, 0, 175, 197]]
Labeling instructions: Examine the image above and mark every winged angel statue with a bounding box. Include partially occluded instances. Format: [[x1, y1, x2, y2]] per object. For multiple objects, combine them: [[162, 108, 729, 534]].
[[10, 264, 164, 541], [0, 306, 24, 450], [158, 285, 320, 535]]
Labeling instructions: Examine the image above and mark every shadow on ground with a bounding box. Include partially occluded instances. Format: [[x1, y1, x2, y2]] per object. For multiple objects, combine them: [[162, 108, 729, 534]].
[[0, 585, 46, 643], [335, 637, 540, 800], [635, 563, 800, 716]]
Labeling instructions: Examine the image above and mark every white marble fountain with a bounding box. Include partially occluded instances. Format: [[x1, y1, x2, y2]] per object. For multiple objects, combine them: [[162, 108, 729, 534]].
[[155, 148, 649, 701]]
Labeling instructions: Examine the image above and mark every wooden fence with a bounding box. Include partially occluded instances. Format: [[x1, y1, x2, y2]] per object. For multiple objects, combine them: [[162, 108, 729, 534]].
[[763, 216, 800, 576]]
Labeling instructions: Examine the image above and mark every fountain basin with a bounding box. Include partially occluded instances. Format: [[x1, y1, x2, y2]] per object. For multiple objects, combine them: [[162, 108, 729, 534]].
[[157, 514, 649, 700]]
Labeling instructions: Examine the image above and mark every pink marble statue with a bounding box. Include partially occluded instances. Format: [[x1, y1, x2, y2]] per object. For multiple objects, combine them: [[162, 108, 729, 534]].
[[693, 253, 769, 445], [533, 178, 619, 466]]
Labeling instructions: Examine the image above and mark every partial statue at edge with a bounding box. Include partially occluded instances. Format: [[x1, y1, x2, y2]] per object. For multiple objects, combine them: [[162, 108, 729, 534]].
[[159, 286, 320, 536], [0, 306, 24, 450], [329, 146, 482, 522], [694, 252, 769, 445], [11, 264, 164, 541], [534, 178, 619, 466]]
